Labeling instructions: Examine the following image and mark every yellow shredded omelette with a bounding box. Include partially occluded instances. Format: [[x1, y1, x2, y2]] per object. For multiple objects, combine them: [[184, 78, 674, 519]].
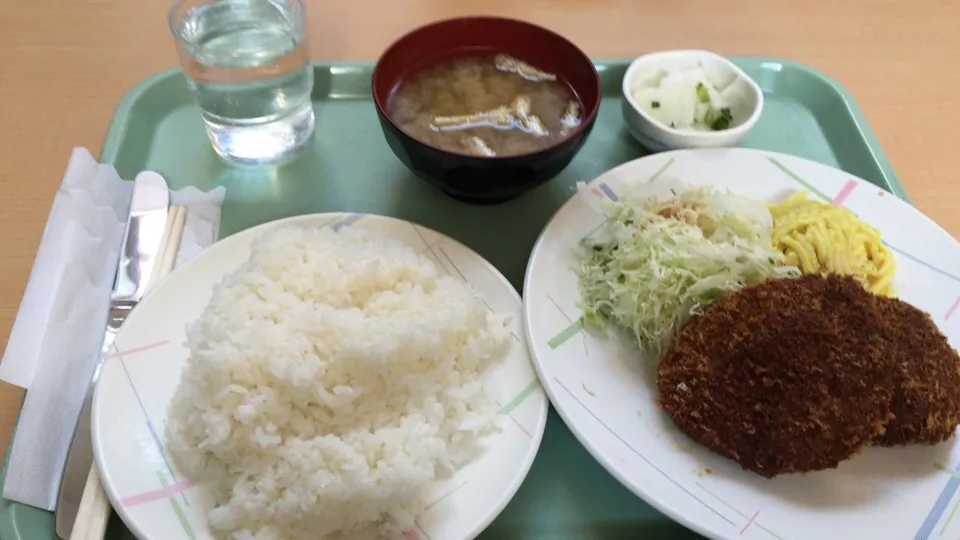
[[768, 190, 896, 296]]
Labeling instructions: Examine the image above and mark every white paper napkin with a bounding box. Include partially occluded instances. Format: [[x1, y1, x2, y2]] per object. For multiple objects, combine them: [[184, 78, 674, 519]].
[[0, 148, 132, 389], [0, 148, 226, 511]]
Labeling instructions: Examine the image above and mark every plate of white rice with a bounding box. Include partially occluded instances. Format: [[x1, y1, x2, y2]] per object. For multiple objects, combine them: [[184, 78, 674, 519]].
[[91, 213, 548, 540]]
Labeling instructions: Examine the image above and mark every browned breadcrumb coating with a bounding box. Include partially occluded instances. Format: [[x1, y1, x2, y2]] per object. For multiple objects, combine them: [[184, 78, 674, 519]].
[[657, 274, 895, 478], [872, 296, 960, 446]]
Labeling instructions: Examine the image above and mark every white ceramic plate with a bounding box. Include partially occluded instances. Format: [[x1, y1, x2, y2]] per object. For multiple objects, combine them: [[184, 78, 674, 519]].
[[92, 213, 548, 540], [523, 148, 960, 540]]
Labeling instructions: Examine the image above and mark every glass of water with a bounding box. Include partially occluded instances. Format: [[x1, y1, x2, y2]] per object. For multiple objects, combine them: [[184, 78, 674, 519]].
[[169, 0, 315, 165]]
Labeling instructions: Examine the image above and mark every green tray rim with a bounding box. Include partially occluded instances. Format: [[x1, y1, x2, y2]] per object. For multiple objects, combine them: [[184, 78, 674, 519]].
[[99, 56, 909, 202]]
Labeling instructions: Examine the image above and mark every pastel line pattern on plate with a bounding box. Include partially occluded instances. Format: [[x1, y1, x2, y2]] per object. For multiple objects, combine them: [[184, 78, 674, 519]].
[[915, 461, 960, 540], [121, 479, 193, 508], [106, 339, 170, 359], [411, 224, 450, 272], [495, 399, 532, 438], [419, 238, 442, 254], [411, 224, 520, 339], [372, 484, 474, 540], [598, 183, 619, 202], [548, 317, 584, 349], [696, 482, 783, 540], [307, 213, 351, 233], [498, 379, 541, 415], [883, 242, 960, 285], [384, 221, 539, 531], [766, 157, 832, 202], [115, 341, 189, 506], [936, 462, 960, 480], [940, 495, 960, 537], [553, 377, 736, 527], [944, 297, 960, 321], [413, 225, 540, 434], [831, 179, 858, 205], [395, 481, 468, 540], [739, 511, 760, 536], [330, 213, 364, 231], [157, 470, 197, 540], [647, 157, 676, 183], [546, 295, 574, 323], [435, 244, 467, 282], [768, 156, 960, 286], [428, 231, 520, 343], [414, 521, 433, 540], [494, 379, 541, 439], [933, 464, 960, 536], [596, 156, 675, 204], [424, 480, 469, 512]]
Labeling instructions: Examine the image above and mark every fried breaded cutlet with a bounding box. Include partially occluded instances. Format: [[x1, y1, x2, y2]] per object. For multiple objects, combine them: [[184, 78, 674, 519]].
[[657, 274, 896, 478], [872, 296, 960, 446]]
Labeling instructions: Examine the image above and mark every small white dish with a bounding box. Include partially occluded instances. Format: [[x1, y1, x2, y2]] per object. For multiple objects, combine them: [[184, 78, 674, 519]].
[[621, 50, 763, 151], [91, 213, 549, 540]]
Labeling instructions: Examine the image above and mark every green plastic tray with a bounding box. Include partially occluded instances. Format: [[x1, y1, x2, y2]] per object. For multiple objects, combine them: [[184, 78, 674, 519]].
[[0, 57, 908, 540]]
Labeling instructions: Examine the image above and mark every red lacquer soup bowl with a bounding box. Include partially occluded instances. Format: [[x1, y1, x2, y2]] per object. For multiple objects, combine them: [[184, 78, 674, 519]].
[[372, 16, 602, 204]]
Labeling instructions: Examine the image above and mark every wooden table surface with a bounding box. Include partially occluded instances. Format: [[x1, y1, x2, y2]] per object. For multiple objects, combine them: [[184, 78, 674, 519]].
[[0, 0, 958, 464]]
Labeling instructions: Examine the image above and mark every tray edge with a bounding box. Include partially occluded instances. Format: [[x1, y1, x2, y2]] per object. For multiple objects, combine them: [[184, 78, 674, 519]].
[[97, 58, 908, 206]]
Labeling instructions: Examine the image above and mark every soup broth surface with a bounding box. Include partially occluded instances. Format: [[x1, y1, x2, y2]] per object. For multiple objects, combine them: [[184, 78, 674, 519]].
[[389, 54, 583, 157]]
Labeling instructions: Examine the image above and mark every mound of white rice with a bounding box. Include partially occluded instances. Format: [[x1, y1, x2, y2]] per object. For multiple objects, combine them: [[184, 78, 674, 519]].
[[165, 225, 510, 540]]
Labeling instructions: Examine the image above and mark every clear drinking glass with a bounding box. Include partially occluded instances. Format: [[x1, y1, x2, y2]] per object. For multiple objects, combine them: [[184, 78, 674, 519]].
[[168, 0, 315, 165]]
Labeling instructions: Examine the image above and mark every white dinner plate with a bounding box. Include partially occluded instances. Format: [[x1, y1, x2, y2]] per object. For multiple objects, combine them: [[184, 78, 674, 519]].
[[92, 213, 548, 540], [522, 148, 960, 540]]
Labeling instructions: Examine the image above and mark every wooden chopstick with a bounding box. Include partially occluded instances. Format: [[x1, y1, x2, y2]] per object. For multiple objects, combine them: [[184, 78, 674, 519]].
[[68, 205, 189, 540], [68, 467, 110, 540], [148, 206, 178, 290], [150, 205, 187, 289]]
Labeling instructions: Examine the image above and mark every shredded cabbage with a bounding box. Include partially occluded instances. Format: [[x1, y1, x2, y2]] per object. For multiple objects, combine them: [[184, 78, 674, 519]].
[[576, 184, 799, 357]]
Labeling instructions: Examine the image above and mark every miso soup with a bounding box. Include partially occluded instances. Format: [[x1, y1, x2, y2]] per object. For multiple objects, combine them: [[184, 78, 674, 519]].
[[389, 54, 583, 157]]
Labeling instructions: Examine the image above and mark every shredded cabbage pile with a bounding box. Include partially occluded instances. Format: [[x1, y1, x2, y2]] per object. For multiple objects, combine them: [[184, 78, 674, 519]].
[[576, 184, 798, 357]]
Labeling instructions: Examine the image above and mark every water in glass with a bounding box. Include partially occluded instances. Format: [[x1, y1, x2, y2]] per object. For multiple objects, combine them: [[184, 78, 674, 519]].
[[172, 0, 315, 165]]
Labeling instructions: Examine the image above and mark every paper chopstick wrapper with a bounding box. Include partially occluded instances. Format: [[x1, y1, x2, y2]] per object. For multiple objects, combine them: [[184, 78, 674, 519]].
[[0, 148, 226, 511], [171, 186, 226, 266]]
